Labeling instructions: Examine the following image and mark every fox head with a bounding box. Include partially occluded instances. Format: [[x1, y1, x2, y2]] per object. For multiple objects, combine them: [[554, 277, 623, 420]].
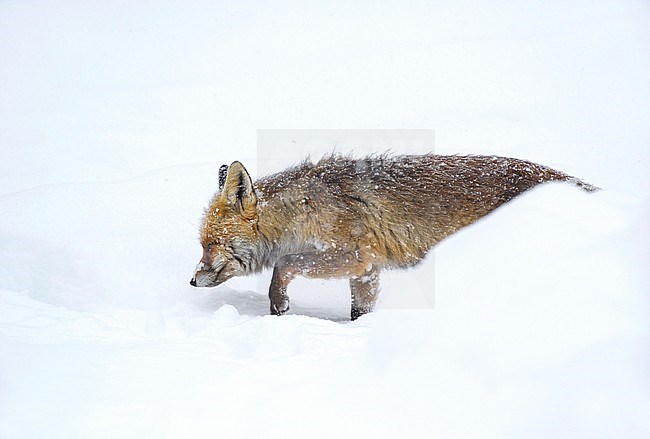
[[190, 161, 259, 288]]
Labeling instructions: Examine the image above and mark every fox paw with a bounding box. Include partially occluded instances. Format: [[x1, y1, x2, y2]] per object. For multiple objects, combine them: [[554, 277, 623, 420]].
[[270, 298, 290, 316], [351, 307, 370, 321]]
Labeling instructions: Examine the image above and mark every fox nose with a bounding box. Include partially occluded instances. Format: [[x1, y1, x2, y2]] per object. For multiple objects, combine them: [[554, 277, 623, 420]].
[[190, 277, 197, 287]]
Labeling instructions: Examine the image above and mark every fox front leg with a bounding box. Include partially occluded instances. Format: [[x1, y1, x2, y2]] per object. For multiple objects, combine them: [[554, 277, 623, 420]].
[[268, 250, 372, 318], [269, 256, 293, 316]]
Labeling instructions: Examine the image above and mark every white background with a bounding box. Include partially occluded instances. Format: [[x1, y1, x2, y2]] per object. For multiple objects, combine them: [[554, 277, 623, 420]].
[[1, 1, 649, 437]]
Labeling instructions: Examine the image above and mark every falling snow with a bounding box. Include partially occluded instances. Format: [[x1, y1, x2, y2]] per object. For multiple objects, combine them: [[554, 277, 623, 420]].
[[1, 1, 649, 438]]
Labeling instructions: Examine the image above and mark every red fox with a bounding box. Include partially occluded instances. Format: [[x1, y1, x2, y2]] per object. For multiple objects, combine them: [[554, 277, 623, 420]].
[[190, 154, 598, 320]]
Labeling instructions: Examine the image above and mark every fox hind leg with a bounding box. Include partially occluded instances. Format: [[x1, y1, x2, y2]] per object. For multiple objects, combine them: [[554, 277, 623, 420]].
[[350, 267, 380, 320]]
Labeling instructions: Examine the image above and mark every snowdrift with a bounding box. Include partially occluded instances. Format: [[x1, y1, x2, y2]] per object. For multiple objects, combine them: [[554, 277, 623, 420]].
[[1, 165, 648, 438]]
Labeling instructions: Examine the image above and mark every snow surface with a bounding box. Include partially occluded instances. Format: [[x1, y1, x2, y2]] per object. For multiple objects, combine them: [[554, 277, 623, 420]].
[[1, 1, 650, 438]]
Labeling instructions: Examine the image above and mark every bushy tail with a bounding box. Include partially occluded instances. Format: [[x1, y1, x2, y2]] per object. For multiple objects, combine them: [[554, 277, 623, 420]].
[[525, 160, 601, 193], [566, 176, 601, 193]]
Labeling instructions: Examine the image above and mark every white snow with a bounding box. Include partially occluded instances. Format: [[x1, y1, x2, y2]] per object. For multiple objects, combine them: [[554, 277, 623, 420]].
[[1, 1, 649, 438]]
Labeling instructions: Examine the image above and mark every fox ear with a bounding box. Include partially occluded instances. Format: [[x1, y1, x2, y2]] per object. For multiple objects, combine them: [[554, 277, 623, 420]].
[[221, 161, 257, 216], [218, 164, 228, 190]]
